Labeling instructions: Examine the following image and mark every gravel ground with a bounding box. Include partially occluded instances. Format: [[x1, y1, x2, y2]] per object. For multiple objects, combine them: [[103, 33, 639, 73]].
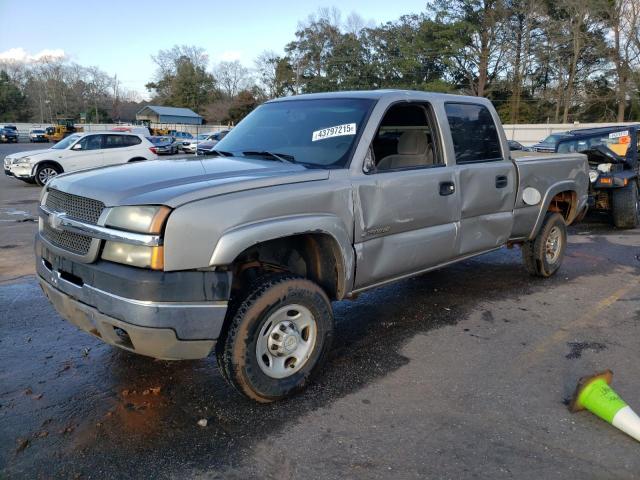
[[1, 142, 639, 479]]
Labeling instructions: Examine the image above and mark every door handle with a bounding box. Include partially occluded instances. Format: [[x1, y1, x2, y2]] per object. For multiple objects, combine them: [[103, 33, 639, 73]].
[[495, 175, 508, 188], [439, 181, 455, 196]]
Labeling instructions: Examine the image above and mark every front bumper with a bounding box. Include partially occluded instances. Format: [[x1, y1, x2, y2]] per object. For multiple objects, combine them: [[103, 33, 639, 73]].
[[6, 163, 33, 178], [36, 237, 231, 360]]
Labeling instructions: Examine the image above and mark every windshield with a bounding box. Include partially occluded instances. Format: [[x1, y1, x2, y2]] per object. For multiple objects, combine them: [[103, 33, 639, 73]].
[[540, 134, 567, 145], [32, 129, 45, 133], [51, 134, 81, 150], [557, 130, 632, 156], [215, 98, 375, 168], [196, 134, 210, 140]]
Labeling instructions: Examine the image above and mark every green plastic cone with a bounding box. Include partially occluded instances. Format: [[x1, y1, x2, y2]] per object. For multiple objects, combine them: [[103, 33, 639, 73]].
[[569, 370, 640, 442]]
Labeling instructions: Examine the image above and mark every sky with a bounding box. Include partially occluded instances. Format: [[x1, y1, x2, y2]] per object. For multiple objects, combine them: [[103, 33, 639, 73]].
[[0, 0, 427, 99]]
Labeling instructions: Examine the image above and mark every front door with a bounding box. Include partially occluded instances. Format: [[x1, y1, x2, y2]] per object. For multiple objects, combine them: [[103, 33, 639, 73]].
[[65, 134, 104, 172], [353, 102, 460, 289], [444, 102, 516, 255]]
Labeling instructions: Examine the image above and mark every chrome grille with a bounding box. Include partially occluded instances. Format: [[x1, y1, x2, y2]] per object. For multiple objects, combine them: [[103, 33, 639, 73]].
[[42, 223, 92, 255], [45, 189, 105, 225]]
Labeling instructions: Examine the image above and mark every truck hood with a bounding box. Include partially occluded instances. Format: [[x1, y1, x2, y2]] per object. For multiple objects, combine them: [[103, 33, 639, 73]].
[[47, 157, 329, 208]]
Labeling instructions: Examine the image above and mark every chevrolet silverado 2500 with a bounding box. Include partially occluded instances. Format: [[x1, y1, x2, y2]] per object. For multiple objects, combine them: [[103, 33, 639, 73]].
[[36, 91, 589, 402]]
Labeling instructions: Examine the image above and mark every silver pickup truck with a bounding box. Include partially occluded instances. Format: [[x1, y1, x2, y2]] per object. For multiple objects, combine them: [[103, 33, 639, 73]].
[[36, 91, 589, 402]]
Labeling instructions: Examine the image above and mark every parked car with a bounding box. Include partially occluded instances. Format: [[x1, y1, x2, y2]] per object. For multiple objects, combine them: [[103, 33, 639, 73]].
[[29, 129, 48, 143], [507, 140, 526, 151], [182, 132, 216, 154], [196, 131, 230, 155], [0, 127, 19, 143], [555, 125, 640, 228], [3, 132, 157, 185], [170, 131, 193, 151], [147, 135, 179, 155], [35, 91, 588, 402]]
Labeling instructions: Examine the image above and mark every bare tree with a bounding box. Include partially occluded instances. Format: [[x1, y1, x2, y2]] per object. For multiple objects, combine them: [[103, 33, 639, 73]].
[[213, 60, 250, 98]]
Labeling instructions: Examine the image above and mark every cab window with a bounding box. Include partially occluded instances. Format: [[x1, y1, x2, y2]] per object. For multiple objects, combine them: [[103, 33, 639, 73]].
[[445, 103, 502, 163], [371, 103, 442, 172]]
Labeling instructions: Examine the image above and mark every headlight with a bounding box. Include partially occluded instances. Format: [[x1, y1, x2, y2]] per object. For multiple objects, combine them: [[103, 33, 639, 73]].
[[588, 170, 599, 183], [102, 242, 164, 270], [13, 157, 30, 164], [101, 206, 170, 270], [104, 205, 171, 234], [597, 163, 612, 173]]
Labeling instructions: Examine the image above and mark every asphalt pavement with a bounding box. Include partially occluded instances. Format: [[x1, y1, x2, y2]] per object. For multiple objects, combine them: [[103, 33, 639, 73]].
[[1, 143, 639, 479]]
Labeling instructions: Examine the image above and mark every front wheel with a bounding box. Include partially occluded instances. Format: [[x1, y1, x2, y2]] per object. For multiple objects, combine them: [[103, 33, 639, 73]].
[[612, 180, 639, 229], [35, 164, 61, 186], [521, 212, 567, 277], [216, 274, 334, 403]]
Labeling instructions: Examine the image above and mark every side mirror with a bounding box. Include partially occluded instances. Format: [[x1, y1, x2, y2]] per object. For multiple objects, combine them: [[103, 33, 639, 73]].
[[362, 147, 376, 174], [72, 143, 82, 151]]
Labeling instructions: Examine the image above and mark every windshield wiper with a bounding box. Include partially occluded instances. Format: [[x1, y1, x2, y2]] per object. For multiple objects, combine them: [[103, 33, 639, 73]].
[[242, 151, 295, 163], [210, 149, 233, 157]]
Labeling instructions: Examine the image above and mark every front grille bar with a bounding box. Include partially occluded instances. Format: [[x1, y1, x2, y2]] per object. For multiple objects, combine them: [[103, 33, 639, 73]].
[[39, 205, 162, 247]]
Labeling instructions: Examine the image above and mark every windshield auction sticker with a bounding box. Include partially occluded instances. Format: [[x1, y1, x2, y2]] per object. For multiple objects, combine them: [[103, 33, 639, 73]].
[[312, 123, 356, 142]]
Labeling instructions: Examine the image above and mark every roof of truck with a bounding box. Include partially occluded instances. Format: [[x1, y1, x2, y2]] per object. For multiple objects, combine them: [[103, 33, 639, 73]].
[[267, 90, 491, 105]]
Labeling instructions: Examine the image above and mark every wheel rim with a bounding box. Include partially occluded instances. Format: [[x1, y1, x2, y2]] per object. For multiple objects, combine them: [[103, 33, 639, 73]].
[[545, 226, 562, 264], [256, 304, 318, 379], [38, 167, 57, 184]]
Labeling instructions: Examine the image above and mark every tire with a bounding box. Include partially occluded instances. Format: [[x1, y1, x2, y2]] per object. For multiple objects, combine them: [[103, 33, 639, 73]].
[[521, 212, 567, 277], [216, 274, 334, 403], [611, 180, 639, 229], [35, 163, 61, 186]]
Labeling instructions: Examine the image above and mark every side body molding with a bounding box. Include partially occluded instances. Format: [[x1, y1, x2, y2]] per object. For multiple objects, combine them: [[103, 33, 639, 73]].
[[209, 214, 355, 294]]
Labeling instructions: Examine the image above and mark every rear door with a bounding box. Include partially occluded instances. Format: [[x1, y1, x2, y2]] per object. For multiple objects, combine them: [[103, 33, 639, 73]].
[[444, 102, 516, 255], [103, 134, 143, 164]]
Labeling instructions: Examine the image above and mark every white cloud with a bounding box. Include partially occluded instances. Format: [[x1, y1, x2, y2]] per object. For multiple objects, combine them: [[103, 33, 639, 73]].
[[218, 50, 242, 62], [0, 47, 66, 63]]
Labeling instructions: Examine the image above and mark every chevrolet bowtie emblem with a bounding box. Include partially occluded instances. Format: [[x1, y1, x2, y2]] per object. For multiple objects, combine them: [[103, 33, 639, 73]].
[[48, 211, 65, 231]]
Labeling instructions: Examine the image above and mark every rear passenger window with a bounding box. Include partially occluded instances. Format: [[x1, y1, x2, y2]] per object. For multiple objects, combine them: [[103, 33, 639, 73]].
[[104, 135, 126, 148], [104, 135, 139, 148], [445, 103, 502, 163]]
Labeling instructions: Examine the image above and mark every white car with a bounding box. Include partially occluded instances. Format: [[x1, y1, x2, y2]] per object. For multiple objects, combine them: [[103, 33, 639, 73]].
[[3, 132, 158, 186], [182, 132, 215, 154]]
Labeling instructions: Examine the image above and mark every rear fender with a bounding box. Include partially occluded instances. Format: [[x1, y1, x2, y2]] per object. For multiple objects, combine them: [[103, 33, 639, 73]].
[[529, 180, 582, 239]]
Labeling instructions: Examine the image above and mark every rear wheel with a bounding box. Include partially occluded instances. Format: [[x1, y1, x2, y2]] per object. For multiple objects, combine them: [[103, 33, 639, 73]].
[[35, 163, 61, 186], [216, 274, 333, 403], [521, 212, 567, 277], [611, 180, 639, 229]]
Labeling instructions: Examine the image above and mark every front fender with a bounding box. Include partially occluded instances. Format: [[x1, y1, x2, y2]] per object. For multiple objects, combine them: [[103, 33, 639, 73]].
[[209, 214, 355, 291]]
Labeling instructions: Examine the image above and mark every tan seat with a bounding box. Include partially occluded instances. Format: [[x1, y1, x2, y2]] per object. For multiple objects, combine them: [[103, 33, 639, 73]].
[[377, 131, 433, 170]]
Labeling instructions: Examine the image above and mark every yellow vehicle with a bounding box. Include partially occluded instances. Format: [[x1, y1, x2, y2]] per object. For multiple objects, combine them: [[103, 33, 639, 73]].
[[135, 119, 170, 136], [45, 118, 83, 142]]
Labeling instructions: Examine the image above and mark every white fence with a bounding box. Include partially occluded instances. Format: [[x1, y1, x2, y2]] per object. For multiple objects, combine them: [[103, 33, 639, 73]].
[[4, 123, 232, 140]]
